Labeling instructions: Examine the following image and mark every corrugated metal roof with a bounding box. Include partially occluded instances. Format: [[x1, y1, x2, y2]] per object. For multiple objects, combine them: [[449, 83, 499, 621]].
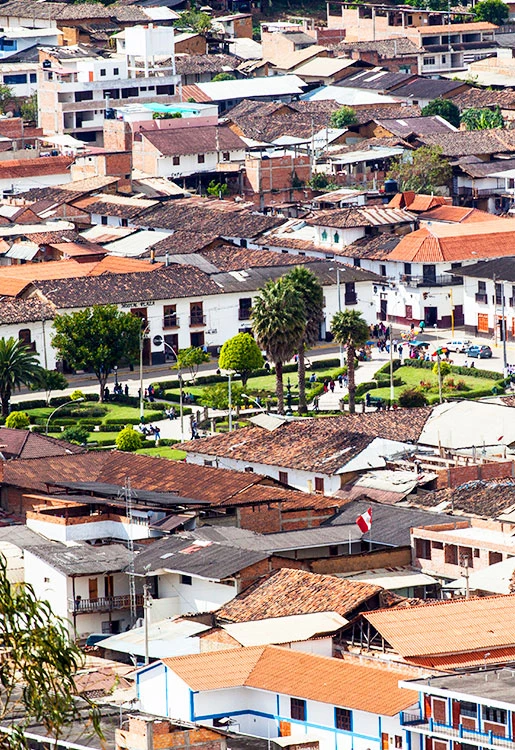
[[105, 230, 170, 257], [221, 612, 348, 646], [99, 617, 209, 658]]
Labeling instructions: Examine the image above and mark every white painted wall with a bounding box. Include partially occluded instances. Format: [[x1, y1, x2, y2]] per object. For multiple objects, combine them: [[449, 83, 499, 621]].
[[26, 512, 154, 543], [0, 171, 71, 198], [157, 571, 237, 613], [138, 665, 420, 750]]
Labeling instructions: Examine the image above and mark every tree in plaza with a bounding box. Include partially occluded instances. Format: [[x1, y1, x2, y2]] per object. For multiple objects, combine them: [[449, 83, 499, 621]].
[[387, 145, 452, 193], [461, 105, 505, 130], [200, 381, 244, 410], [218, 333, 263, 387], [52, 305, 141, 403], [474, 0, 508, 24], [31, 368, 68, 406], [285, 266, 324, 414], [331, 310, 369, 414], [421, 98, 461, 128], [0, 85, 12, 114], [0, 337, 42, 417], [251, 277, 306, 414], [176, 346, 210, 382], [433, 359, 451, 379], [330, 106, 358, 128], [0, 555, 101, 748], [61, 425, 90, 445], [5, 411, 30, 429]]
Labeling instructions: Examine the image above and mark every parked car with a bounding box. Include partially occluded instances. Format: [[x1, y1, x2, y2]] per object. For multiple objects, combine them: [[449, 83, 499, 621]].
[[467, 345, 493, 359], [445, 339, 472, 352]]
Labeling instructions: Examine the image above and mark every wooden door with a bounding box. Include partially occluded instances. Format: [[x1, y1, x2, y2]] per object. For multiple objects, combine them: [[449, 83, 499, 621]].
[[88, 578, 98, 600], [104, 575, 114, 598], [381, 733, 389, 750], [432, 698, 446, 724], [477, 313, 489, 333]]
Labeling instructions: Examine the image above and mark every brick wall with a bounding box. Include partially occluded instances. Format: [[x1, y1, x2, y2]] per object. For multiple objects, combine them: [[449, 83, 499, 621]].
[[237, 504, 336, 533], [311, 546, 411, 574], [436, 460, 515, 489], [199, 628, 240, 652], [243, 153, 311, 195], [116, 718, 227, 750], [104, 119, 133, 152], [238, 556, 306, 590]]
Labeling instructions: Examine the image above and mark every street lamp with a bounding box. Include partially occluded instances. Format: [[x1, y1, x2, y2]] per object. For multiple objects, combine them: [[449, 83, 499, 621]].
[[45, 397, 85, 436], [241, 393, 264, 411], [329, 266, 344, 368], [152, 335, 184, 437], [139, 324, 150, 420], [113, 366, 118, 388]]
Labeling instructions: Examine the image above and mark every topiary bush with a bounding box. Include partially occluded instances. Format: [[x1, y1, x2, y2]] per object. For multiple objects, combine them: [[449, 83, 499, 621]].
[[5, 411, 30, 429], [398, 388, 429, 408], [116, 426, 142, 452], [61, 425, 90, 444]]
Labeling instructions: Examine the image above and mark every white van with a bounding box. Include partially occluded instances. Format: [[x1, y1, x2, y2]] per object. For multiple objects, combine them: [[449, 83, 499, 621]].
[[445, 339, 472, 352]]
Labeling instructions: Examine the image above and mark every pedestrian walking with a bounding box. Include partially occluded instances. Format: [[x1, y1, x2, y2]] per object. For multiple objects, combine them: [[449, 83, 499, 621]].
[[338, 373, 343, 388], [329, 379, 335, 393]]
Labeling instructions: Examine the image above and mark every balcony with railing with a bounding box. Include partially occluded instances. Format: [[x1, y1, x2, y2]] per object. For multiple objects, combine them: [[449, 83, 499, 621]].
[[70, 594, 143, 614], [190, 314, 206, 326], [163, 314, 180, 329], [400, 714, 515, 750], [401, 274, 463, 288]]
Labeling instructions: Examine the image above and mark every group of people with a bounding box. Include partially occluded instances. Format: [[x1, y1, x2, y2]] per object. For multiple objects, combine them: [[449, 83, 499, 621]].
[[104, 383, 129, 400], [137, 422, 161, 444], [164, 406, 178, 420], [322, 373, 347, 393]]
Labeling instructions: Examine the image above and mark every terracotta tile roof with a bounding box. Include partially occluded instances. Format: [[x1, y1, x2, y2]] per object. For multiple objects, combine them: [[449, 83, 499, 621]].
[[80, 195, 156, 220], [48, 241, 106, 258], [418, 206, 502, 223], [141, 125, 245, 157], [387, 192, 446, 212], [452, 88, 515, 110], [364, 593, 515, 658], [307, 206, 414, 230], [135, 198, 283, 239], [162, 646, 418, 716], [147, 230, 222, 256], [333, 38, 420, 57], [0, 298, 56, 324], [181, 84, 212, 103], [0, 427, 85, 460], [0, 451, 272, 502], [342, 233, 402, 260], [0, 156, 73, 179], [227, 99, 339, 143], [215, 483, 345, 511], [34, 264, 222, 308], [0, 258, 98, 296], [420, 129, 515, 158], [200, 245, 311, 271], [409, 646, 515, 670], [216, 568, 384, 622], [388, 218, 515, 262], [374, 116, 455, 138], [181, 409, 431, 474], [87, 256, 164, 274], [413, 479, 515, 517], [175, 54, 239, 75]]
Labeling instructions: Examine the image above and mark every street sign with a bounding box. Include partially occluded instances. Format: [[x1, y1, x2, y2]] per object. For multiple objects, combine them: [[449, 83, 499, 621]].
[[153, 335, 163, 347]]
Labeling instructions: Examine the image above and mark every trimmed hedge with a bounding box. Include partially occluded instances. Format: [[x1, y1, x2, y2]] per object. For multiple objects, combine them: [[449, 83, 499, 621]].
[[49, 394, 99, 407], [14, 399, 47, 411], [97, 425, 123, 433], [401, 359, 501, 380]]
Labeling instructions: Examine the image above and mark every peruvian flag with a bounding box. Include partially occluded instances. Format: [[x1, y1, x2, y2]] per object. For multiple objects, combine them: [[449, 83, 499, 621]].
[[356, 507, 372, 533]]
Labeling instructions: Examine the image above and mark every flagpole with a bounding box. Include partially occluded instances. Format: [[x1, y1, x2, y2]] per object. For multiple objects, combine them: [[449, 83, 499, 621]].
[[349, 528, 352, 555]]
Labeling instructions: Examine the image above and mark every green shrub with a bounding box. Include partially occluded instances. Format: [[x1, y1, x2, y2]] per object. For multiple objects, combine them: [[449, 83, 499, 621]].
[[78, 418, 103, 427], [398, 388, 429, 408], [116, 426, 142, 452], [105, 417, 141, 425], [97, 424, 123, 433], [61, 425, 89, 444], [31, 425, 45, 434], [14, 399, 47, 410], [6, 411, 30, 429]]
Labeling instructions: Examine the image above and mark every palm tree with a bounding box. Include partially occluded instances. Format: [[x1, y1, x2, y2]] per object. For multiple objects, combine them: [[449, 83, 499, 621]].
[[285, 266, 324, 414], [251, 277, 306, 414], [0, 337, 42, 416], [331, 310, 369, 414]]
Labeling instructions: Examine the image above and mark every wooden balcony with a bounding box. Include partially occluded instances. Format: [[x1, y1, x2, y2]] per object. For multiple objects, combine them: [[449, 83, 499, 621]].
[[71, 594, 143, 614]]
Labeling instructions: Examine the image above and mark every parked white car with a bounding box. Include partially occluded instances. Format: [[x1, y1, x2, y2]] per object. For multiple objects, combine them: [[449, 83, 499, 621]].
[[445, 339, 472, 352]]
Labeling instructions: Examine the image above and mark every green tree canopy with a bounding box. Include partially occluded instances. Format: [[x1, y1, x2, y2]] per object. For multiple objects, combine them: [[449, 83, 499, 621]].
[[421, 98, 460, 128], [331, 310, 369, 414], [207, 180, 229, 197], [387, 145, 452, 193], [218, 333, 263, 386], [116, 425, 142, 452], [251, 277, 306, 414], [433, 359, 452, 378], [31, 368, 68, 406], [61, 425, 90, 445], [285, 266, 324, 414], [474, 0, 508, 24], [176, 9, 212, 32], [0, 555, 101, 747], [212, 72, 236, 82], [330, 106, 358, 128], [461, 105, 504, 130], [5, 411, 30, 429], [52, 305, 141, 402], [20, 93, 37, 123], [0, 337, 42, 416], [398, 387, 429, 407], [0, 85, 12, 114], [176, 346, 210, 381], [200, 381, 244, 410]]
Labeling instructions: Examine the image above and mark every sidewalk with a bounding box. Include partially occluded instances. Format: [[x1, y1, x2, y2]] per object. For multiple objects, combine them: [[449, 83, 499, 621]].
[[315, 352, 391, 411]]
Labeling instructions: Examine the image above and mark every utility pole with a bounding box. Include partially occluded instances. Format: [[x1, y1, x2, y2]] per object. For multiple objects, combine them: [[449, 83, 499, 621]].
[[389, 324, 394, 404], [124, 477, 137, 625], [501, 280, 508, 378], [143, 581, 152, 665], [437, 351, 443, 404], [461, 554, 470, 599], [228, 372, 232, 432]]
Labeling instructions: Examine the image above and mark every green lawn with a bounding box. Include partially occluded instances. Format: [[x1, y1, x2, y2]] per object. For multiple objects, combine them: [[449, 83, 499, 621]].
[[135, 446, 186, 460], [168, 365, 345, 401], [367, 366, 500, 402]]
